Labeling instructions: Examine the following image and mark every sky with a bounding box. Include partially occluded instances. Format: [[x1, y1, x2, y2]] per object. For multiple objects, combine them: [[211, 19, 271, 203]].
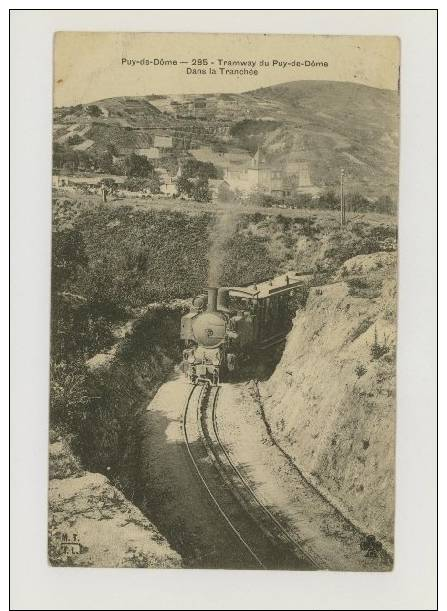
[[54, 32, 400, 107]]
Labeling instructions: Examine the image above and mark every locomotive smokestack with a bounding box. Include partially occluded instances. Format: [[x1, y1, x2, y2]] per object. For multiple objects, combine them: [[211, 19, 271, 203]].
[[207, 287, 218, 312]]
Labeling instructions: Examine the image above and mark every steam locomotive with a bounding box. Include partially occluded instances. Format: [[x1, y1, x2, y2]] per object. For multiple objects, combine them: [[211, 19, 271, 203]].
[[180, 272, 309, 385]]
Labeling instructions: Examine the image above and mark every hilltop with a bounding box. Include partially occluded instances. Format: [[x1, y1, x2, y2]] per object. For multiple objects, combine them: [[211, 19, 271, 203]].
[[243, 81, 399, 196], [53, 80, 399, 200]]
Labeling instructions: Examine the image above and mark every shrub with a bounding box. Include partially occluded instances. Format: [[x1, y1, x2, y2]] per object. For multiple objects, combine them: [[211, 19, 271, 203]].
[[347, 276, 369, 292], [370, 328, 390, 360], [125, 153, 154, 178], [360, 534, 383, 557], [50, 359, 91, 435], [122, 176, 160, 193], [191, 178, 211, 202], [86, 104, 101, 117], [355, 364, 367, 378], [67, 134, 83, 146], [347, 276, 383, 298]]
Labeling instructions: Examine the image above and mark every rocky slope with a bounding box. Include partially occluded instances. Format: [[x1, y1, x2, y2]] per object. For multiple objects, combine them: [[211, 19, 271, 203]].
[[48, 436, 182, 568], [259, 251, 397, 547]]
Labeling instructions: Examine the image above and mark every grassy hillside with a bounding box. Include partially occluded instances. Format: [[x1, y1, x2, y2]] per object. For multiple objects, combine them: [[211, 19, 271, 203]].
[[53, 200, 397, 311], [54, 80, 399, 200], [244, 81, 399, 196]]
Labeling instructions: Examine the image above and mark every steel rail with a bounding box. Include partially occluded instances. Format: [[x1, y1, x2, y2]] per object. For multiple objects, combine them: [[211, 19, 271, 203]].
[[209, 389, 321, 569], [182, 384, 266, 569]]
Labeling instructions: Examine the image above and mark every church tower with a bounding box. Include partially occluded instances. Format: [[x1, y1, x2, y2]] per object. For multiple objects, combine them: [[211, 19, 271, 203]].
[[251, 148, 267, 169], [249, 148, 271, 190]]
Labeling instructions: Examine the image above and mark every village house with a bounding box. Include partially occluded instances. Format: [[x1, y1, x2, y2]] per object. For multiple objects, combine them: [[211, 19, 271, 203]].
[[189, 144, 320, 197], [136, 147, 160, 161], [223, 149, 281, 195], [156, 168, 177, 196], [159, 177, 177, 196], [285, 160, 312, 186], [223, 149, 320, 198], [153, 135, 173, 149]]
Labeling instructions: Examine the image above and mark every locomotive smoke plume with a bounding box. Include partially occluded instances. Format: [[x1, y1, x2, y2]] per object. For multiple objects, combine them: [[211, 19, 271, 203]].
[[207, 206, 239, 287]]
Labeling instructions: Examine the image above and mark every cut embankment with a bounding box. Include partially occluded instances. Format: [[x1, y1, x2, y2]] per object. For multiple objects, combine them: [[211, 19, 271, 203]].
[[49, 305, 187, 567], [48, 436, 182, 568], [260, 252, 397, 550]]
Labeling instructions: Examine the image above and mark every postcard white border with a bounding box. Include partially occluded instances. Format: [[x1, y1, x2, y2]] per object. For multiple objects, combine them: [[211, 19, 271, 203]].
[[10, 9, 437, 610]]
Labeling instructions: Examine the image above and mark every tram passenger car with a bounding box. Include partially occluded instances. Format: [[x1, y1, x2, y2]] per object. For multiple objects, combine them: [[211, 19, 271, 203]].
[[180, 272, 308, 385]]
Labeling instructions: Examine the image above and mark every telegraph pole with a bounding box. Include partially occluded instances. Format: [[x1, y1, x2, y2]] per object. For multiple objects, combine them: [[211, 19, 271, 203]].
[[340, 168, 346, 227]]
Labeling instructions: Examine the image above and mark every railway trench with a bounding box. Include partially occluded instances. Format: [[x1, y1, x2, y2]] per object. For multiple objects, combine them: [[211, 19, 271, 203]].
[[115, 297, 390, 571], [135, 374, 316, 570], [134, 372, 392, 572], [136, 376, 259, 569]]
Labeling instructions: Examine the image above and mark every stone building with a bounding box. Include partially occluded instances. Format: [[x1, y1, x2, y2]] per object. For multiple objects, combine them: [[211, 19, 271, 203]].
[[224, 149, 295, 196]]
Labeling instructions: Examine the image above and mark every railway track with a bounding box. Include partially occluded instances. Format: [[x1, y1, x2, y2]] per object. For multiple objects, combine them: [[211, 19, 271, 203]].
[[182, 383, 320, 570]]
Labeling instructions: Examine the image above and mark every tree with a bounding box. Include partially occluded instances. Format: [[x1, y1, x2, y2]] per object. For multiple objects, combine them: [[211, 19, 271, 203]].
[[347, 193, 371, 212], [246, 188, 275, 208], [146, 173, 161, 194], [212, 142, 228, 153], [53, 151, 65, 170], [181, 158, 218, 180], [106, 143, 118, 157], [77, 150, 94, 172], [191, 178, 211, 202], [159, 157, 178, 176], [124, 153, 153, 178], [52, 229, 88, 292], [111, 157, 126, 176], [175, 175, 194, 198], [97, 151, 114, 173], [321, 190, 339, 210], [86, 104, 102, 117], [122, 178, 147, 192], [58, 149, 78, 172], [175, 158, 218, 201]]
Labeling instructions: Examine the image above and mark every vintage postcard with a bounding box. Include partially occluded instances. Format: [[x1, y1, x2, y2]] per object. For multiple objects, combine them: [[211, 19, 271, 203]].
[[50, 32, 400, 570]]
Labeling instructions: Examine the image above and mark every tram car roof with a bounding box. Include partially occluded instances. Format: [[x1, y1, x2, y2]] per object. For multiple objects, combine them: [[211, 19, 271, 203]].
[[228, 271, 311, 300]]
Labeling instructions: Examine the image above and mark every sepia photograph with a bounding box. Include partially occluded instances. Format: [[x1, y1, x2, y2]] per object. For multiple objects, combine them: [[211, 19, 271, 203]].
[[47, 31, 401, 572], [9, 7, 441, 610]]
